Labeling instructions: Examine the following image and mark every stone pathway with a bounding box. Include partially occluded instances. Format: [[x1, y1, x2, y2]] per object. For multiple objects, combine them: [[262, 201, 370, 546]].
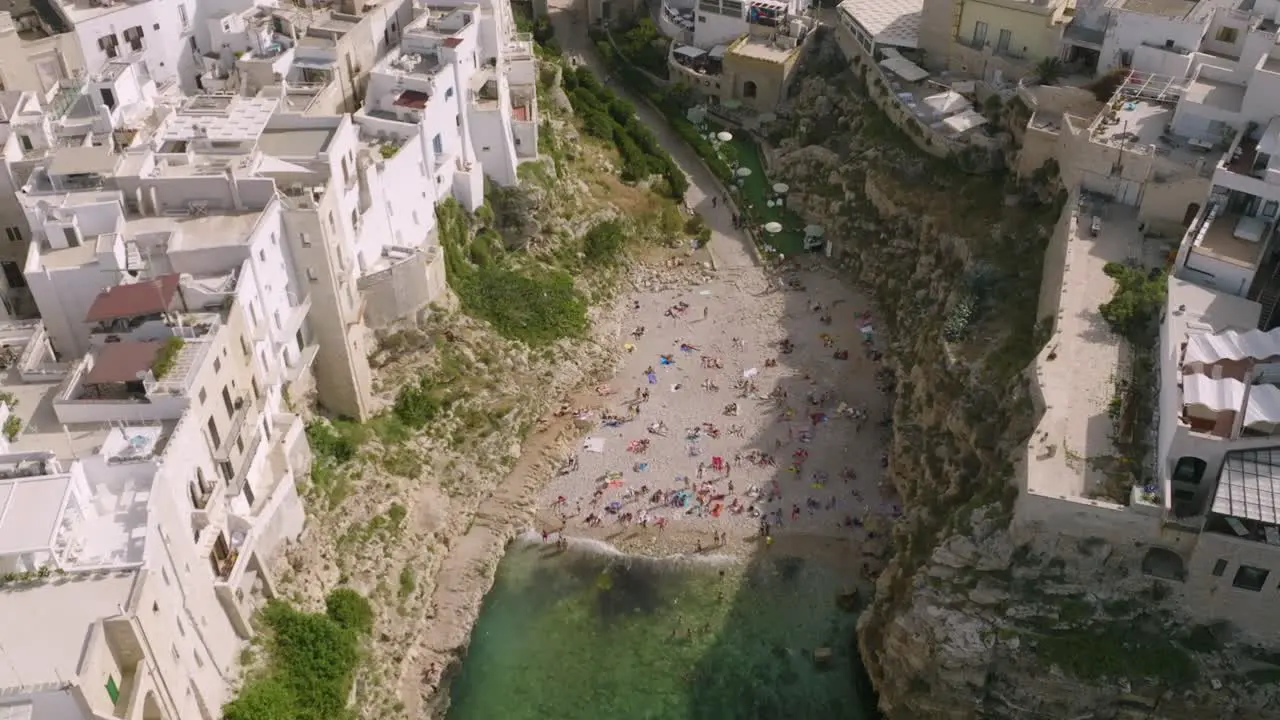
[[546, 0, 759, 270]]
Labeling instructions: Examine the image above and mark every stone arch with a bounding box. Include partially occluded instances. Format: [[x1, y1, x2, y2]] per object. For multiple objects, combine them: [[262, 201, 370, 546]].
[[142, 690, 162, 720], [743, 80, 758, 99], [1141, 547, 1186, 581]]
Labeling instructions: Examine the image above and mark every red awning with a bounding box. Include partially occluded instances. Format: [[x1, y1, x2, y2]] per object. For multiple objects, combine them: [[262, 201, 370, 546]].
[[84, 274, 181, 323], [393, 90, 429, 109]]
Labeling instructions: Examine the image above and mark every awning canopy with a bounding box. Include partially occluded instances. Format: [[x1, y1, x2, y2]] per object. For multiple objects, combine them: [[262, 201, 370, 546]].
[[674, 46, 706, 59], [838, 0, 921, 49], [922, 90, 970, 116], [880, 52, 928, 82], [85, 274, 181, 323], [83, 341, 163, 385], [1186, 326, 1280, 365], [942, 109, 988, 134], [1184, 374, 1280, 429]]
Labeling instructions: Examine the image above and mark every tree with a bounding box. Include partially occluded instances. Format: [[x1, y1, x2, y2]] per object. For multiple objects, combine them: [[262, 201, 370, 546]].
[[1036, 57, 1064, 86]]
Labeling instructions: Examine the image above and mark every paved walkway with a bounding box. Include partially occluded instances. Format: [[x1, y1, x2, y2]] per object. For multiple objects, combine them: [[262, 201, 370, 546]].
[[546, 0, 759, 270]]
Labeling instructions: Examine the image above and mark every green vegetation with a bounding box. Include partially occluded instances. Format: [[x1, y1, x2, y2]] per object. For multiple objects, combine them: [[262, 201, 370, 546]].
[[1030, 622, 1197, 685], [609, 18, 670, 79], [716, 127, 808, 254], [1099, 262, 1166, 344], [562, 66, 687, 197], [398, 566, 417, 598], [150, 337, 186, 379], [582, 219, 627, 266], [438, 199, 590, 347], [2, 415, 21, 441], [222, 590, 374, 720]]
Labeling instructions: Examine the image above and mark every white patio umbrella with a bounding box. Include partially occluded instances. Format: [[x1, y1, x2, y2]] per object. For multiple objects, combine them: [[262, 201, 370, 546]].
[[764, 222, 783, 234], [736, 167, 752, 178], [717, 131, 734, 142], [804, 225, 825, 237], [773, 182, 789, 194]]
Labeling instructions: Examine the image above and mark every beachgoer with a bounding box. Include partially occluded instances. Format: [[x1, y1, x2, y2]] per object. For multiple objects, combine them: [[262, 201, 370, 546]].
[[541, 530, 548, 542], [703, 307, 709, 320], [712, 196, 718, 208]]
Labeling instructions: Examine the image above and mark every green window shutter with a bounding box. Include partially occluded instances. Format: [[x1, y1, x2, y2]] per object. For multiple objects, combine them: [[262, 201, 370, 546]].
[[106, 675, 120, 703]]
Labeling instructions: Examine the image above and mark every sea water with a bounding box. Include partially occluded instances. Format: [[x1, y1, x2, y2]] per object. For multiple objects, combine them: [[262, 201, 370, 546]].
[[447, 537, 879, 720]]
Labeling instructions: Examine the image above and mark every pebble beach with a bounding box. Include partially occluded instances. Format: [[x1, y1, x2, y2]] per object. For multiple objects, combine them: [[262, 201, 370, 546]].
[[534, 259, 898, 565]]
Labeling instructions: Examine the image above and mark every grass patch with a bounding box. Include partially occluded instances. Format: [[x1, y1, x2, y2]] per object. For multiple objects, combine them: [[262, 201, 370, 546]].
[[150, 336, 185, 379], [222, 590, 374, 720], [716, 127, 807, 255], [1030, 621, 1197, 685]]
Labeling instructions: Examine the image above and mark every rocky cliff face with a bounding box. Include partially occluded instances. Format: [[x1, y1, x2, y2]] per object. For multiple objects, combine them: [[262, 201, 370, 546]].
[[771, 38, 1280, 719]]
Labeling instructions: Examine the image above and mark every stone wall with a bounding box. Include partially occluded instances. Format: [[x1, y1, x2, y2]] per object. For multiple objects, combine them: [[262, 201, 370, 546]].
[[358, 246, 449, 329]]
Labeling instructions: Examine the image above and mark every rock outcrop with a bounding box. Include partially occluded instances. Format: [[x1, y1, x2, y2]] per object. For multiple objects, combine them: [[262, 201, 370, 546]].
[[772, 37, 1280, 719]]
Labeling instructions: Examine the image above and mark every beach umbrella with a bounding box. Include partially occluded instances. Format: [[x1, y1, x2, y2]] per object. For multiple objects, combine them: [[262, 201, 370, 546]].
[[804, 225, 825, 237], [717, 131, 734, 142], [766, 200, 775, 208], [773, 182, 789, 194], [735, 167, 752, 178], [764, 222, 783, 234]]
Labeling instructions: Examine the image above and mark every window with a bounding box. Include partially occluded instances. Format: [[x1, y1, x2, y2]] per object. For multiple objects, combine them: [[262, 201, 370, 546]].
[[258, 249, 266, 262], [176, 618, 185, 636], [17, 135, 31, 151], [743, 80, 757, 98], [235, 436, 244, 454], [273, 309, 282, 330], [240, 336, 250, 357], [1, 261, 25, 290], [1217, 27, 1239, 43], [98, 34, 120, 58], [194, 650, 204, 668], [1233, 565, 1269, 591], [4, 227, 21, 242], [307, 268, 319, 282], [206, 416, 221, 449], [178, 5, 189, 29], [1172, 457, 1207, 485], [1120, 50, 1133, 67], [122, 26, 144, 52], [432, 134, 444, 154], [213, 357, 222, 374], [300, 232, 312, 247], [456, 113, 461, 128], [106, 676, 120, 703], [446, 87, 454, 100], [221, 386, 233, 415], [971, 20, 988, 48], [251, 377, 260, 401], [162, 566, 170, 585], [198, 387, 207, 404], [1264, 201, 1279, 219]]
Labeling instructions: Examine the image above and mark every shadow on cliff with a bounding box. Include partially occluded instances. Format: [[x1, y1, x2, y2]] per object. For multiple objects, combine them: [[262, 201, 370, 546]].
[[676, 258, 886, 720]]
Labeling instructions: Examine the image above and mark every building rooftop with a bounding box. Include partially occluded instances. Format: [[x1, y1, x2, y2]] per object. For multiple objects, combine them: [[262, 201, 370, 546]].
[[257, 127, 336, 158], [1120, 0, 1199, 18], [160, 96, 279, 144], [0, 570, 138, 692], [81, 341, 163, 385], [1213, 448, 1280, 527], [1184, 77, 1245, 114], [726, 35, 799, 64], [48, 146, 117, 177], [139, 210, 265, 253], [1192, 212, 1268, 270], [84, 274, 181, 324], [837, 0, 921, 48]]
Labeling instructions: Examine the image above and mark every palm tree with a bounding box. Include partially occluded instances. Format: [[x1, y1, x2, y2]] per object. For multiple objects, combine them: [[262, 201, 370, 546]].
[[1036, 57, 1064, 85]]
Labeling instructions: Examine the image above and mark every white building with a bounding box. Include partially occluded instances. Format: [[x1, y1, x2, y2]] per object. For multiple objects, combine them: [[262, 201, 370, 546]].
[[0, 279, 309, 719], [357, 0, 538, 190]]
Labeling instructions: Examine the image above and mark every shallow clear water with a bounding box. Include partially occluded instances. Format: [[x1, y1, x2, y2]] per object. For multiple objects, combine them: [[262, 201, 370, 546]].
[[447, 538, 878, 720]]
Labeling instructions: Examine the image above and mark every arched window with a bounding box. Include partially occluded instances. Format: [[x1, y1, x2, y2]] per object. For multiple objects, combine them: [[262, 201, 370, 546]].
[[743, 80, 758, 98], [1172, 456, 1207, 485]]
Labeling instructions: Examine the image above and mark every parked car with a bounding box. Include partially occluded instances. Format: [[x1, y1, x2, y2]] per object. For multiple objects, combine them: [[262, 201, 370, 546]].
[[1090, 216, 1102, 237]]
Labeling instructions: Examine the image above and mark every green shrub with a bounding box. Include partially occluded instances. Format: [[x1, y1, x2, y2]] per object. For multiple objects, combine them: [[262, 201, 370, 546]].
[[392, 380, 445, 429], [2, 415, 21, 441], [582, 220, 627, 266], [222, 592, 373, 720], [305, 420, 361, 464], [150, 337, 185, 379], [1098, 262, 1165, 344], [325, 588, 375, 635]]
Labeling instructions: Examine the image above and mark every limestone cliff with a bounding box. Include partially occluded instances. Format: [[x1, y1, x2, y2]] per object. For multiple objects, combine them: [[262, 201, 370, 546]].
[[771, 41, 1280, 719]]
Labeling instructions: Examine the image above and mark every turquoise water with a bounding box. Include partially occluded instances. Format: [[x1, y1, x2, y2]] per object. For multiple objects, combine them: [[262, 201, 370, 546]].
[[447, 538, 879, 720]]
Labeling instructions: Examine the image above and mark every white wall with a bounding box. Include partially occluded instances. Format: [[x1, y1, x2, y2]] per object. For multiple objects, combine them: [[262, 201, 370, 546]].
[[1182, 247, 1256, 295], [1101, 13, 1207, 75], [694, 11, 747, 47], [73, 1, 188, 88]]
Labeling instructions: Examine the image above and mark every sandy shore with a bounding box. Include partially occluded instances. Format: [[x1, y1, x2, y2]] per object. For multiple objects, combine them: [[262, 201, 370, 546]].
[[535, 260, 897, 565]]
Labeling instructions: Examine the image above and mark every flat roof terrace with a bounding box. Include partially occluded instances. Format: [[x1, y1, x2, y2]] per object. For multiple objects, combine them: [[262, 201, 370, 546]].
[[1026, 204, 1165, 501], [1191, 212, 1268, 269], [1184, 77, 1245, 114], [726, 35, 799, 64], [258, 126, 336, 158]]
